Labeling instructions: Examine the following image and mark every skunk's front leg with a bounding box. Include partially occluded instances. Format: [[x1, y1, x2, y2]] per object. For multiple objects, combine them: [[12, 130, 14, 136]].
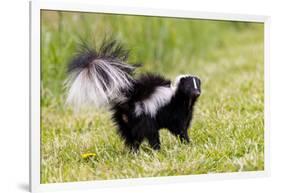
[[179, 130, 190, 143], [177, 125, 190, 144], [178, 111, 193, 143], [171, 120, 190, 144]]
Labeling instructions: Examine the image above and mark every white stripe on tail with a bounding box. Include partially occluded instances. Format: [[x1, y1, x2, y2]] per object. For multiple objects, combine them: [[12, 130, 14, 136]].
[[66, 59, 134, 110]]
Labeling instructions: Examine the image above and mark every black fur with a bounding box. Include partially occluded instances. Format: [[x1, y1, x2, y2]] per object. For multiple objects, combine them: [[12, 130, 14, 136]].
[[130, 73, 171, 102], [68, 38, 141, 84], [67, 39, 201, 151]]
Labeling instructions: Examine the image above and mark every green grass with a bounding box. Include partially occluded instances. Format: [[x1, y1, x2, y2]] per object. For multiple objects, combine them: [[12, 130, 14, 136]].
[[41, 10, 264, 183]]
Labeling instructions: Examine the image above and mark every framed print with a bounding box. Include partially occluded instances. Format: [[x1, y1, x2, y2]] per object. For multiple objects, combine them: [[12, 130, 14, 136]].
[[30, 1, 270, 192]]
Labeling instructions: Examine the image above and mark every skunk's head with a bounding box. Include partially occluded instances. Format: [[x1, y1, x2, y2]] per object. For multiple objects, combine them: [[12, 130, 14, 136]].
[[175, 75, 201, 100]]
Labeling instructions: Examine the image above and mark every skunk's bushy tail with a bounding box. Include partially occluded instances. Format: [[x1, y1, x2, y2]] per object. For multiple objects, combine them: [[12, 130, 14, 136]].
[[66, 39, 138, 109]]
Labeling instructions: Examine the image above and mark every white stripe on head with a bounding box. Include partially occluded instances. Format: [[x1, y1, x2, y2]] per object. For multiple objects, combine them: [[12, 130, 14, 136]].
[[193, 77, 198, 89], [134, 86, 174, 117]]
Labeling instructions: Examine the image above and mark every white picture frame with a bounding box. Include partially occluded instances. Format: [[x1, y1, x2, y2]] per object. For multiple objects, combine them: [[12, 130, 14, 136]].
[[30, 0, 270, 192]]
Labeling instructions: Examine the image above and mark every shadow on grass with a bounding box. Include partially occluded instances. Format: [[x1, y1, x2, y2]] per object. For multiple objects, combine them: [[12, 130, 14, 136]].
[[17, 183, 29, 192]]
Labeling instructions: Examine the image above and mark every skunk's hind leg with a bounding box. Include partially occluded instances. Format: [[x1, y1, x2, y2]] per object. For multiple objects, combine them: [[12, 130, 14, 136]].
[[130, 136, 144, 152], [113, 109, 159, 151], [131, 116, 160, 150], [115, 119, 135, 149], [112, 112, 143, 151], [147, 131, 160, 150]]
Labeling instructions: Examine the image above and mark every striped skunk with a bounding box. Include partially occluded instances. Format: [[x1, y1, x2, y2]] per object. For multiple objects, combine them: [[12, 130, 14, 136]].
[[66, 39, 201, 151]]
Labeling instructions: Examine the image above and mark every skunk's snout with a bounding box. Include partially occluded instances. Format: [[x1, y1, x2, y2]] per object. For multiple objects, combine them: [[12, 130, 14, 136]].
[[192, 90, 201, 97]]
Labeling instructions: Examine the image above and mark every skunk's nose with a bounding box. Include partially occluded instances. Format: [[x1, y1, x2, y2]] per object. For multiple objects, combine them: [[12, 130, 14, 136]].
[[193, 90, 201, 97]]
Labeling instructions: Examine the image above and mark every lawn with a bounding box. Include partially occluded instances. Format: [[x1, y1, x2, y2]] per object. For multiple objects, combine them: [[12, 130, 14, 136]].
[[41, 10, 264, 183]]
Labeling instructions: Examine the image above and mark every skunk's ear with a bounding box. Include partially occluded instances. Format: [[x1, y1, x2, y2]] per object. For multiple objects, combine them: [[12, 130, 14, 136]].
[[174, 74, 190, 89]]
